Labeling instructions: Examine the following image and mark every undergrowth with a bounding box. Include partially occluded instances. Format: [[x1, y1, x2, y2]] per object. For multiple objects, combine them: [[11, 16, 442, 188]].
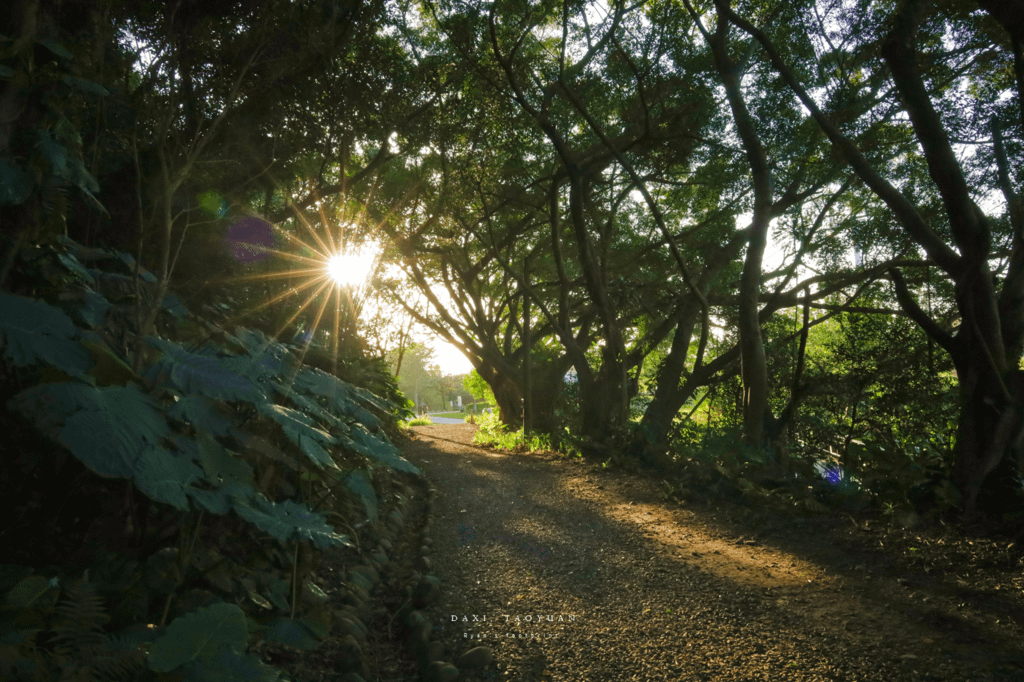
[[472, 412, 552, 452], [0, 234, 418, 681]]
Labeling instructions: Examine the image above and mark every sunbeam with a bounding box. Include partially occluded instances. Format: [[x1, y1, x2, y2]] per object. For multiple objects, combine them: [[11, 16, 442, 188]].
[[211, 195, 382, 381]]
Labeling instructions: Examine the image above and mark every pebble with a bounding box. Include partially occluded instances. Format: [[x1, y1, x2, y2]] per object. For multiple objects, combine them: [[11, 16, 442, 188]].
[[457, 646, 494, 669], [427, 640, 445, 662], [423, 661, 460, 682]]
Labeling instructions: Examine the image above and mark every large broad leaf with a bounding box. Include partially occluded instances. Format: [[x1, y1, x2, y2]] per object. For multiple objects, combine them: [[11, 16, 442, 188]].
[[56, 251, 95, 284], [262, 618, 322, 650], [340, 425, 420, 475], [148, 603, 249, 672], [0, 293, 92, 377], [75, 289, 110, 327], [273, 382, 343, 430], [258, 404, 337, 469], [343, 470, 378, 522], [178, 647, 281, 682], [169, 396, 234, 436], [0, 158, 32, 205], [10, 382, 169, 479], [294, 368, 390, 430], [185, 481, 252, 516], [230, 328, 295, 380], [193, 431, 255, 487], [134, 446, 204, 510], [230, 496, 352, 549], [146, 338, 264, 404]]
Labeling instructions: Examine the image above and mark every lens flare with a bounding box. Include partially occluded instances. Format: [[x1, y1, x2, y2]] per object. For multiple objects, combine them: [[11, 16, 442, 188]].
[[206, 185, 387, 379], [326, 251, 374, 286]]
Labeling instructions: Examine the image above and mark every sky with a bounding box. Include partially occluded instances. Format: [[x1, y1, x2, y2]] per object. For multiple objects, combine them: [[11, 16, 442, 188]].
[[433, 339, 474, 375]]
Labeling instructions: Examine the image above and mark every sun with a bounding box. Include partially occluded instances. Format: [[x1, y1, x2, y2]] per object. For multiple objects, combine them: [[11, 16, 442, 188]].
[[326, 251, 373, 287]]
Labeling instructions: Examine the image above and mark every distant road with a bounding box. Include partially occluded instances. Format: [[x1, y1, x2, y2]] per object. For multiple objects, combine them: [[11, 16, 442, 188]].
[[425, 413, 467, 424]]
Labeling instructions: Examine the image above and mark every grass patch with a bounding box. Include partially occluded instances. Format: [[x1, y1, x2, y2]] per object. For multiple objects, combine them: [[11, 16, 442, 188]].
[[400, 416, 433, 427], [432, 412, 466, 419]]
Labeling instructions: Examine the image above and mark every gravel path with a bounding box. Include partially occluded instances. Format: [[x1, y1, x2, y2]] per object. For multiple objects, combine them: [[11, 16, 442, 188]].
[[401, 424, 1016, 682]]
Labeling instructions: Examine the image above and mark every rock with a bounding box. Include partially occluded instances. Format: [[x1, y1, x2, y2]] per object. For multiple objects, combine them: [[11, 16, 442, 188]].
[[379, 538, 393, 552], [405, 609, 429, 630], [409, 623, 431, 656], [346, 583, 370, 604], [457, 646, 494, 670], [423, 661, 459, 682], [413, 576, 442, 608], [417, 556, 432, 571], [422, 537, 434, 548], [342, 602, 370, 624], [333, 614, 367, 643], [338, 635, 362, 672], [349, 571, 374, 592], [352, 564, 380, 583], [426, 640, 445, 663], [373, 551, 390, 567], [419, 545, 430, 555]]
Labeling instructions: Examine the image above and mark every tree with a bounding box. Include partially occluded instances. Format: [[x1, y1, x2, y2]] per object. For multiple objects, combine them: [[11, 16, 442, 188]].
[[719, 0, 1024, 520]]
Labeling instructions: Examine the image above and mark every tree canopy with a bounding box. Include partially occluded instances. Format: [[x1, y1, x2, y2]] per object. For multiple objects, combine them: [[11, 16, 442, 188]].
[[2, 0, 1022, 524]]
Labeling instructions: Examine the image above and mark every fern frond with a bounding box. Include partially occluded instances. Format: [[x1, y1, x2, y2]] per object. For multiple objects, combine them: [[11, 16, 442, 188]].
[[51, 576, 108, 661]]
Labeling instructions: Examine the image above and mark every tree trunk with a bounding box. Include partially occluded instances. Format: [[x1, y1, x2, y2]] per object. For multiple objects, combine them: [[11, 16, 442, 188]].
[[951, 331, 1024, 519], [578, 366, 630, 455]]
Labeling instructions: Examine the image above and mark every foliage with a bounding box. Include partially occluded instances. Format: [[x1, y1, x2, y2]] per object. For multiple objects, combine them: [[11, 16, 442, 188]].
[[472, 411, 551, 453], [462, 370, 495, 406], [0, 234, 417, 680], [402, 415, 433, 427]]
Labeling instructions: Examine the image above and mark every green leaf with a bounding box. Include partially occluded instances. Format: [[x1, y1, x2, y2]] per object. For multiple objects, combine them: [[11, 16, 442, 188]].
[[59, 154, 100, 194], [10, 382, 169, 479], [169, 396, 234, 436], [0, 293, 93, 376], [56, 251, 95, 283], [194, 430, 254, 486], [38, 131, 68, 177], [0, 629, 41, 645], [177, 647, 281, 682], [298, 434, 334, 469], [262, 619, 320, 650], [149, 604, 249, 672], [341, 425, 420, 475], [258, 403, 337, 469], [230, 496, 352, 549], [184, 482, 251, 516], [134, 446, 204, 510], [293, 367, 395, 431], [4, 576, 53, 608], [0, 565, 34, 592], [163, 293, 189, 318], [75, 290, 110, 328], [343, 470, 378, 522], [146, 338, 265, 404], [231, 328, 295, 379], [0, 158, 33, 205], [265, 577, 289, 611], [35, 38, 73, 60], [273, 382, 342, 429], [61, 74, 109, 96]]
